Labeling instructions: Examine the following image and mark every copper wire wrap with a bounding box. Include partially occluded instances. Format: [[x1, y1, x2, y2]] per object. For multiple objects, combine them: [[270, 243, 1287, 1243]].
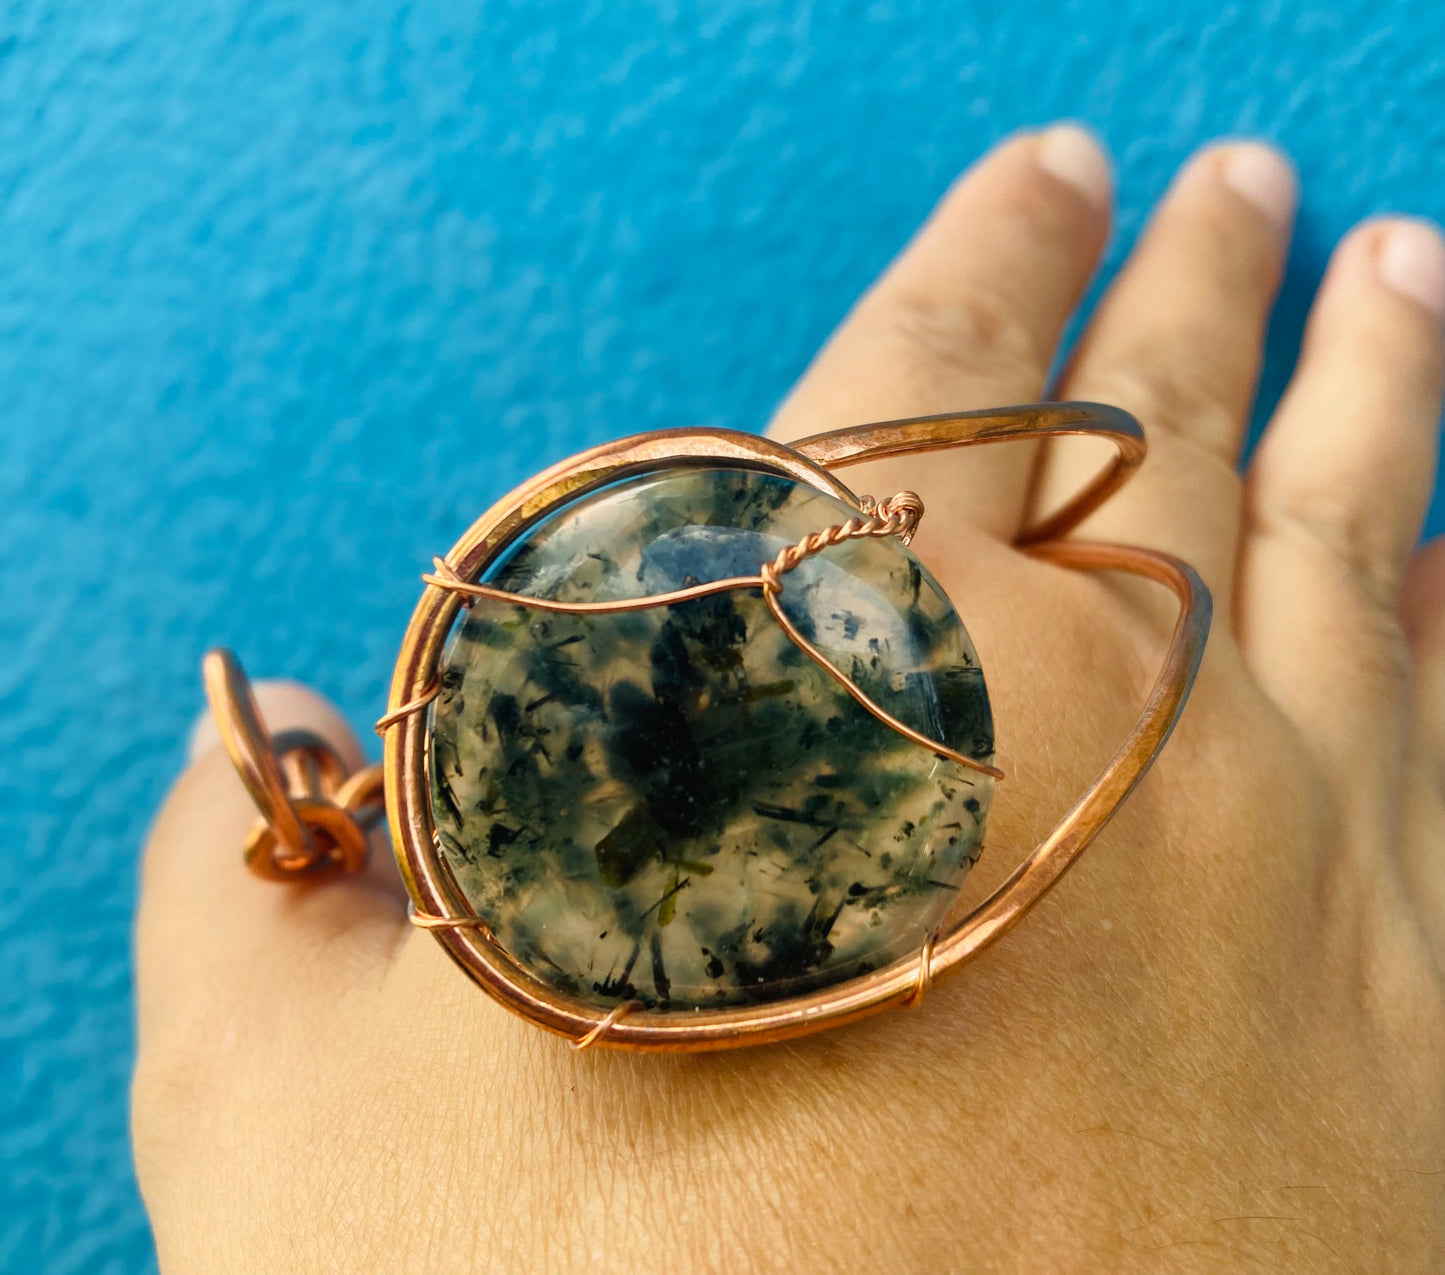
[[407, 900, 494, 941], [407, 489, 1003, 781], [210, 402, 1211, 1053], [373, 680, 441, 736], [906, 931, 937, 1008], [570, 1000, 644, 1052], [427, 556, 478, 605]]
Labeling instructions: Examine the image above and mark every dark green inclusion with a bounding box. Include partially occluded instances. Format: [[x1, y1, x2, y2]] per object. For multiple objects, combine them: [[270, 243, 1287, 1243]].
[[430, 466, 994, 1010]]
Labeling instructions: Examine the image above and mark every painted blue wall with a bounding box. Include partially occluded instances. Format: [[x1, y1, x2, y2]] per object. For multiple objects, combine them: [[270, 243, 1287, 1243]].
[[2, 1, 1442, 1268]]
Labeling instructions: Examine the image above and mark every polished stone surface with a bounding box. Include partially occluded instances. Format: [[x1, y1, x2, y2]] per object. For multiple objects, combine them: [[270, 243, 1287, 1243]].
[[431, 466, 994, 1009]]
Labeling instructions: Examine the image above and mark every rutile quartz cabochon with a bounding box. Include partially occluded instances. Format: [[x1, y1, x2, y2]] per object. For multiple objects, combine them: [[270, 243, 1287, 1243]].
[[432, 467, 994, 1011]]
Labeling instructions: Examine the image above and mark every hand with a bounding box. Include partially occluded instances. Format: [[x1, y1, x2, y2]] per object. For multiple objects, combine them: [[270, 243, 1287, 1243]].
[[134, 125, 1445, 1272]]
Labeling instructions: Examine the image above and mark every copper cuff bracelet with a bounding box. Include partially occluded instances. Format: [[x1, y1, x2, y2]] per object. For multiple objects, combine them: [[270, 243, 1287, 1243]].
[[204, 402, 1210, 1053]]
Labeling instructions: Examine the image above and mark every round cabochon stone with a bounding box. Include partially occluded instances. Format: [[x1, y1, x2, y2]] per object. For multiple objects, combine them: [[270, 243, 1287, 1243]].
[[430, 465, 994, 1011]]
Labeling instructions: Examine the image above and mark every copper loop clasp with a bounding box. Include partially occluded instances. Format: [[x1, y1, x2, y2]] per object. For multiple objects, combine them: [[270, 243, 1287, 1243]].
[[202, 649, 381, 882]]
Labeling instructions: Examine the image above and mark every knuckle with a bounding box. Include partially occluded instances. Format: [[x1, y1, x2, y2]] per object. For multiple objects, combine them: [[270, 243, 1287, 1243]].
[[1261, 484, 1410, 619], [131, 995, 250, 1171], [1359, 610, 1413, 700], [874, 285, 1046, 388], [1084, 360, 1239, 455], [1317, 590, 1412, 708]]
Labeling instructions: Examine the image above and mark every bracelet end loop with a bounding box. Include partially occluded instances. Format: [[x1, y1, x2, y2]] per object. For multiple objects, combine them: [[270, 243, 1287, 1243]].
[[202, 647, 381, 882]]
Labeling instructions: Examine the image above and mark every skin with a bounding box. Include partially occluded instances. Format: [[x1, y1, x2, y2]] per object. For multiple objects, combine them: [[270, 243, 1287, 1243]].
[[135, 127, 1445, 1272]]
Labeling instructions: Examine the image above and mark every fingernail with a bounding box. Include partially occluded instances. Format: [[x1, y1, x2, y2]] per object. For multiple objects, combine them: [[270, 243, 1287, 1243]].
[[1377, 219, 1445, 321], [1220, 142, 1297, 231], [1036, 124, 1112, 210]]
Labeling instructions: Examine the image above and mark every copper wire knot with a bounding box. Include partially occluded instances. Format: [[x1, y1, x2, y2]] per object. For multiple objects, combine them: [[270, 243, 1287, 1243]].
[[860, 490, 925, 543]]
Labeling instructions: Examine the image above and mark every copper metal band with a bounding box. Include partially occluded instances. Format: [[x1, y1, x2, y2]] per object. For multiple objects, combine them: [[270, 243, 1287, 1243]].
[[789, 400, 1145, 545]]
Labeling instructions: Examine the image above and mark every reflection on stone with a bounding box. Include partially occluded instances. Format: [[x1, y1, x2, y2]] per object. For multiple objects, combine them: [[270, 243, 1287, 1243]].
[[430, 466, 994, 1010]]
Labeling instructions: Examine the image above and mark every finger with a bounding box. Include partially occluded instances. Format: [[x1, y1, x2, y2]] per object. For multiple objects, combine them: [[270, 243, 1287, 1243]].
[[1400, 539, 1445, 947], [1038, 142, 1297, 600], [1403, 537, 1445, 769], [137, 680, 406, 1049], [1238, 219, 1445, 787], [1403, 538, 1445, 653], [770, 123, 1112, 541]]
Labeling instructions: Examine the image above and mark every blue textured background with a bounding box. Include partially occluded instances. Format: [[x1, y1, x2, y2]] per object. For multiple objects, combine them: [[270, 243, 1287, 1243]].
[[2, 1, 1443, 1269]]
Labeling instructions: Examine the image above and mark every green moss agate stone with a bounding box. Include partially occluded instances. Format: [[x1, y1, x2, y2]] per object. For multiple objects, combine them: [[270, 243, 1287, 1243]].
[[430, 466, 994, 1011]]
